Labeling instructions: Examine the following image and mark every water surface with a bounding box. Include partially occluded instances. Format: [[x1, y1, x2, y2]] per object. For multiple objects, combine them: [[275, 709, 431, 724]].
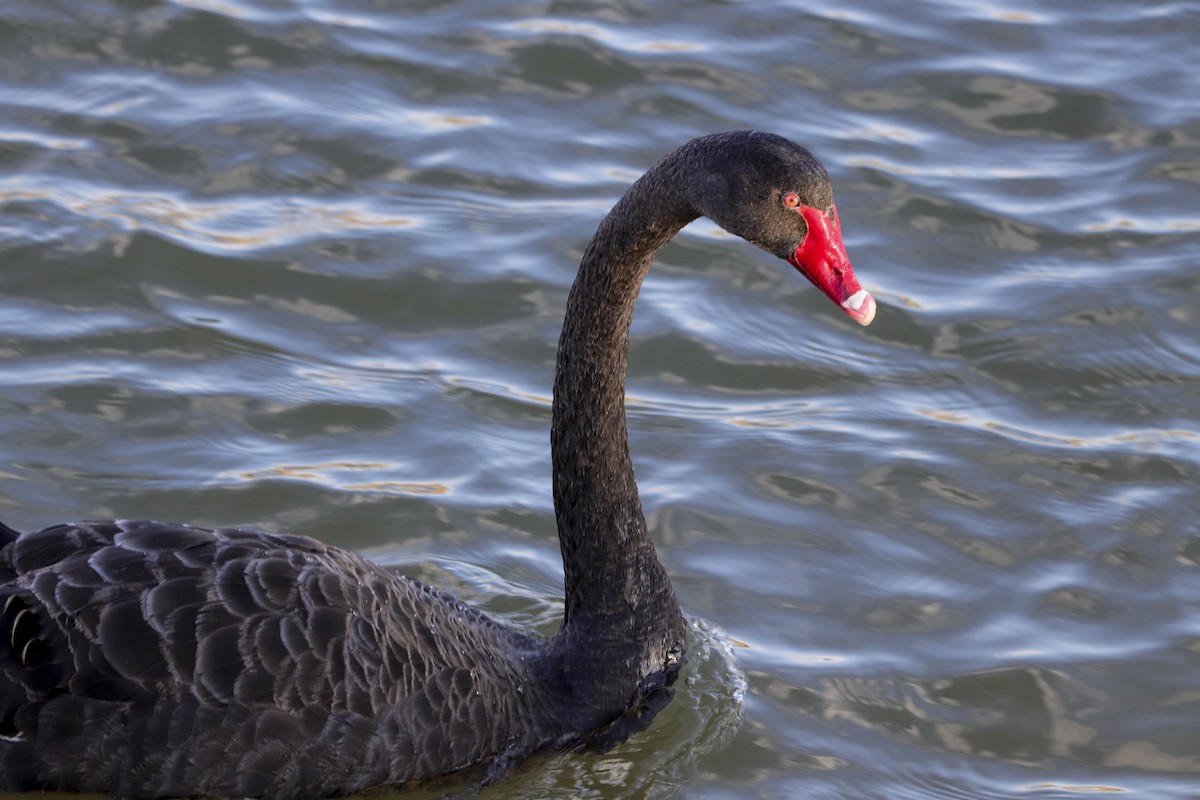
[[1, 0, 1199, 797]]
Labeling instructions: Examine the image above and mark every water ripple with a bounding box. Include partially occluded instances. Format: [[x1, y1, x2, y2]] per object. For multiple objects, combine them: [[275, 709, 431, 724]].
[[1, 0, 1198, 797]]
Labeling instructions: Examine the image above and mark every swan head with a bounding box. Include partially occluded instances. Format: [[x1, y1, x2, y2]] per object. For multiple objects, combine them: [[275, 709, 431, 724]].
[[689, 131, 876, 326]]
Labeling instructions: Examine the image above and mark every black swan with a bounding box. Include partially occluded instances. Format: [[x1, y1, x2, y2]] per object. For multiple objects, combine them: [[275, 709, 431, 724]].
[[0, 131, 874, 798]]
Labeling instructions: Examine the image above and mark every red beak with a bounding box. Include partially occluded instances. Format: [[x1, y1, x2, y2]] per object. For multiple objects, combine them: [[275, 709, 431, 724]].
[[787, 204, 875, 326]]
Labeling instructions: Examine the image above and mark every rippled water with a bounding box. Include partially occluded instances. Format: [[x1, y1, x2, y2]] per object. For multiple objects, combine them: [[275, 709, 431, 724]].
[[2, 0, 1199, 797]]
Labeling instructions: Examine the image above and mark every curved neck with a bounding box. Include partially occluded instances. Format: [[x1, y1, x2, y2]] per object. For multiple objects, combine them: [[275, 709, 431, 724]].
[[550, 153, 696, 661]]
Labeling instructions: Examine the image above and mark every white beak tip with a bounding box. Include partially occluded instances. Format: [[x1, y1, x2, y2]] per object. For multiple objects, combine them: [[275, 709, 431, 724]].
[[841, 290, 876, 326]]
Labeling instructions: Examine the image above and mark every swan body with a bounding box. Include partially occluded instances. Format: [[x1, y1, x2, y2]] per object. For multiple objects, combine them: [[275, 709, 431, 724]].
[[0, 131, 873, 798]]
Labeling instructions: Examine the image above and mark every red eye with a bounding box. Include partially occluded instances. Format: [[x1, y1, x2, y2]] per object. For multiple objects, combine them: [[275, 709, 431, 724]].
[[783, 192, 800, 208]]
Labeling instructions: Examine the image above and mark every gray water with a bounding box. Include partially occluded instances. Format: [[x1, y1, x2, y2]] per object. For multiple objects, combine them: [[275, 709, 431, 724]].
[[1, 0, 1199, 798]]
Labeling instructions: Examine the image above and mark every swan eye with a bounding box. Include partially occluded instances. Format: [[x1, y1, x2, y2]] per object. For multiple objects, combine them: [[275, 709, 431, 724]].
[[782, 192, 800, 208]]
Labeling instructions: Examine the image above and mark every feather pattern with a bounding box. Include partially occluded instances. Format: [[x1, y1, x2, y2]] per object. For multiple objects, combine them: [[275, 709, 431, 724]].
[[0, 520, 558, 797]]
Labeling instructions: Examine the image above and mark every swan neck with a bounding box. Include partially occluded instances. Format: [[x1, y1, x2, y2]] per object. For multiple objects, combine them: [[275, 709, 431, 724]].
[[550, 155, 695, 669]]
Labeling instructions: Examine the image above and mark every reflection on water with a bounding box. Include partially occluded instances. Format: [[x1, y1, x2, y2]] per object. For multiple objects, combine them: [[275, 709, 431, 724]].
[[1, 0, 1198, 797]]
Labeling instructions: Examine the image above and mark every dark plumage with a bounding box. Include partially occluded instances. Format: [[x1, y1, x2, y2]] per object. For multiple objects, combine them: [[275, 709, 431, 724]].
[[0, 132, 873, 798]]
